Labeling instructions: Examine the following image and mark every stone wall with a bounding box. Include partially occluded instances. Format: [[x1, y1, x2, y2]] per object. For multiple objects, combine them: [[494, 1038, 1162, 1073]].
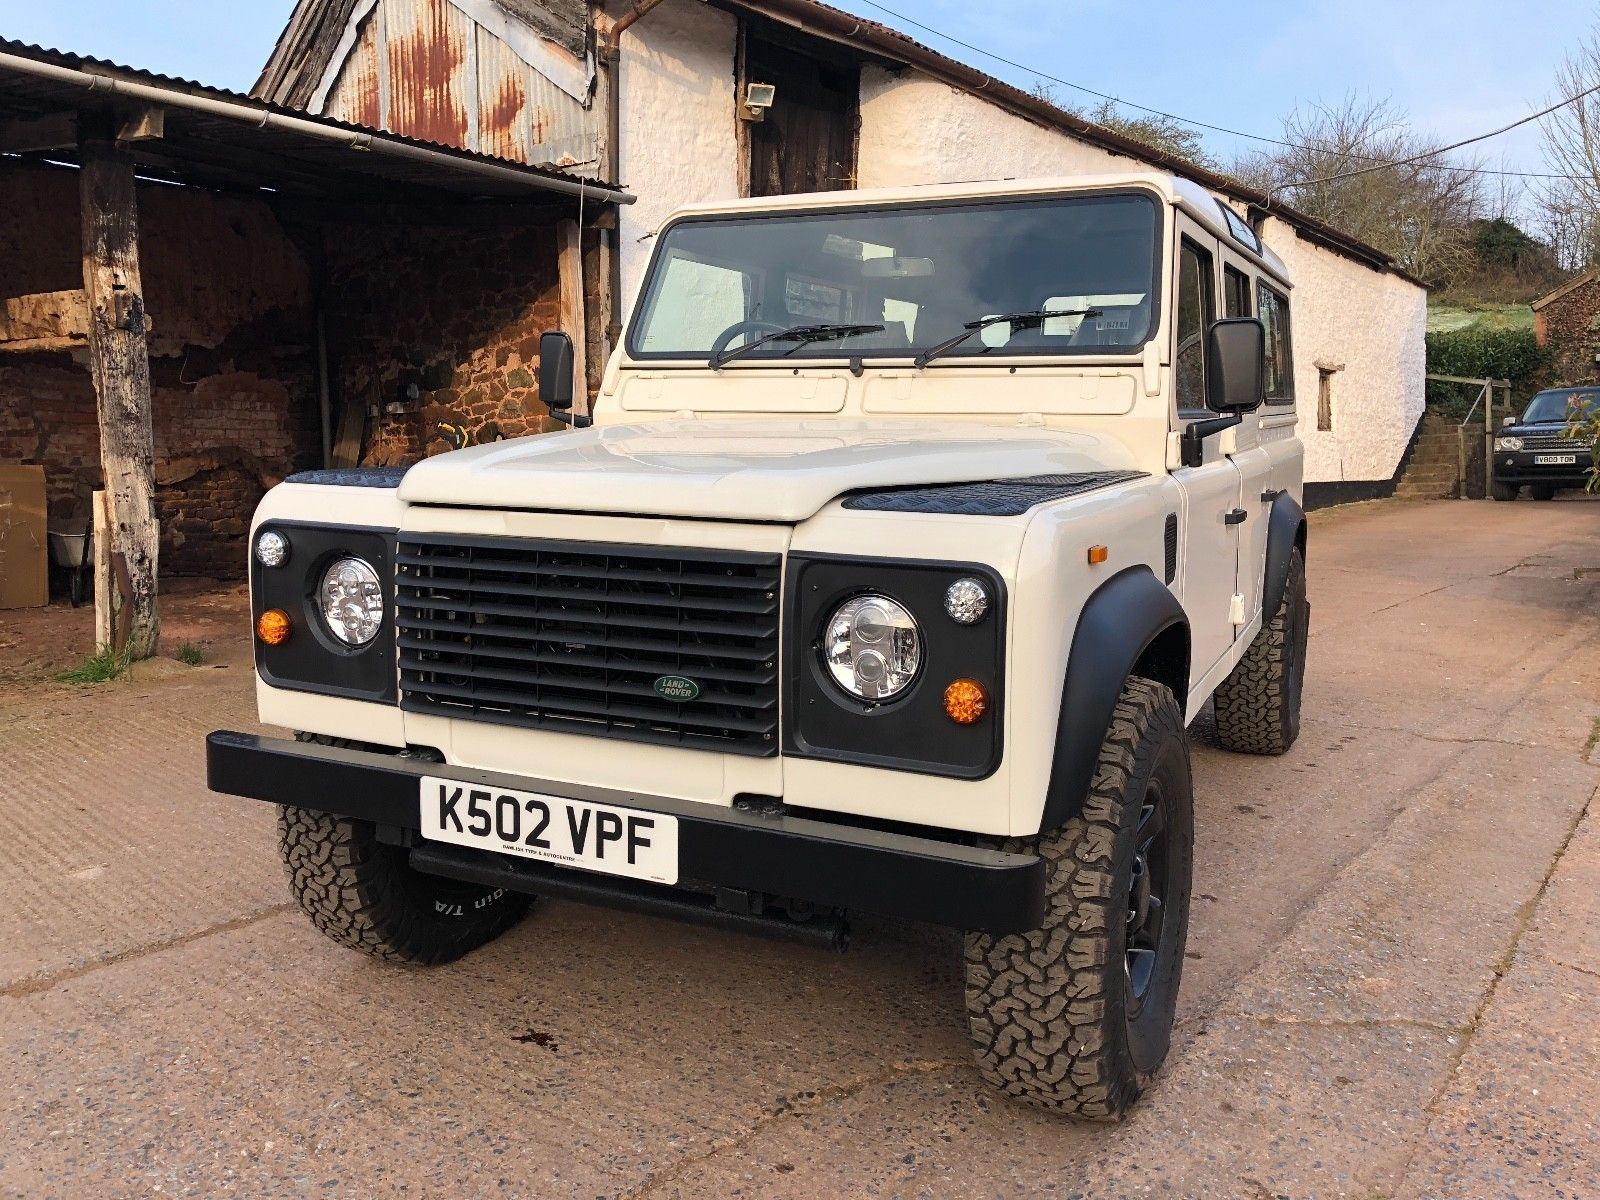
[[1539, 276, 1600, 384], [0, 163, 320, 579], [321, 219, 565, 465]]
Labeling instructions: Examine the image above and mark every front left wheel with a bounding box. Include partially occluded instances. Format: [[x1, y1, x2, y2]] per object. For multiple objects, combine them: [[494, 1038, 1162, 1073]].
[[279, 806, 530, 964], [963, 677, 1194, 1120]]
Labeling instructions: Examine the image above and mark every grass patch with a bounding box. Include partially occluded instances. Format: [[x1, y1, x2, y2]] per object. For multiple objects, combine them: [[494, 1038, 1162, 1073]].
[[55, 645, 129, 684], [1585, 717, 1600, 764], [1426, 301, 1534, 335], [176, 641, 205, 667]]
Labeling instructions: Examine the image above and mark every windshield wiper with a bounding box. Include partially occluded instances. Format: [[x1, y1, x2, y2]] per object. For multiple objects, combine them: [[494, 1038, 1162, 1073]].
[[709, 322, 885, 369], [912, 308, 1101, 369]]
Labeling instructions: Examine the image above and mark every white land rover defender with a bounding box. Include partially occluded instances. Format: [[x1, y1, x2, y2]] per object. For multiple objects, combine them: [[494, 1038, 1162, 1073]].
[[209, 171, 1309, 1119]]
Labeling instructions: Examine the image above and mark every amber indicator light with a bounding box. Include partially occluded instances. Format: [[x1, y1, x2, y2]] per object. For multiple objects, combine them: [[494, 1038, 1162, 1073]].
[[1087, 545, 1109, 565], [256, 609, 292, 646], [943, 678, 988, 725]]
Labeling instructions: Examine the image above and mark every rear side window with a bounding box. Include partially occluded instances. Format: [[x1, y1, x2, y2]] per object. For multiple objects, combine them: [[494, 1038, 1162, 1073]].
[[1224, 266, 1252, 318], [1175, 239, 1214, 412], [1258, 282, 1294, 405]]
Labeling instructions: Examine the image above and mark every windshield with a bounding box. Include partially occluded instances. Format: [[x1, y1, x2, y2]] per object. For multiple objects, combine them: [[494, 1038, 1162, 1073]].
[[1522, 388, 1600, 423], [627, 192, 1161, 363]]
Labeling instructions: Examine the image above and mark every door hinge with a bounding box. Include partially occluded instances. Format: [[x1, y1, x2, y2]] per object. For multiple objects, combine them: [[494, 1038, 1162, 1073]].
[[1229, 593, 1247, 625], [1224, 508, 1248, 525], [1261, 488, 1283, 503]]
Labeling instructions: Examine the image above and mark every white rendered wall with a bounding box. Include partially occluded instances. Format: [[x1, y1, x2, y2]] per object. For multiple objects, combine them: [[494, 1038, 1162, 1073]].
[[1261, 216, 1427, 484], [617, 1, 740, 321], [856, 67, 1127, 185]]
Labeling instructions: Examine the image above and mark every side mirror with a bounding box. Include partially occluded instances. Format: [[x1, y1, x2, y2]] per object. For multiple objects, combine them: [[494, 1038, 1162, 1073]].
[[1205, 318, 1266, 413], [1502, 414, 1517, 429], [539, 331, 588, 427]]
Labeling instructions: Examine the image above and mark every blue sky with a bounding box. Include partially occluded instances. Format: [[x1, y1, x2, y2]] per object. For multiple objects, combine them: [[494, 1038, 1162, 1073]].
[[0, 0, 1590, 188]]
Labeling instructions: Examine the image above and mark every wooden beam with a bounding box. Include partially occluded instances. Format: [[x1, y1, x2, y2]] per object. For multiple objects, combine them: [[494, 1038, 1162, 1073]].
[[116, 106, 165, 143], [557, 218, 589, 418], [80, 134, 160, 660], [0, 111, 76, 154]]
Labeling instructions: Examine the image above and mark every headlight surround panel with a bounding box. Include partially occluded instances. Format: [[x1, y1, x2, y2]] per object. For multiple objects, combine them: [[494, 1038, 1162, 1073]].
[[251, 521, 398, 703], [784, 553, 1006, 779], [1494, 436, 1524, 452]]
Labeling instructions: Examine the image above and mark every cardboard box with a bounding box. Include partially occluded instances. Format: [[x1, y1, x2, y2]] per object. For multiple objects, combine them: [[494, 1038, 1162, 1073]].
[[0, 465, 49, 609]]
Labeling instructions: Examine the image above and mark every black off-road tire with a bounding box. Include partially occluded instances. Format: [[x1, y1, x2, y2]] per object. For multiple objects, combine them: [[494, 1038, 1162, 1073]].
[[1530, 483, 1558, 501], [1491, 480, 1519, 502], [964, 677, 1194, 1120], [279, 806, 530, 964], [1212, 547, 1309, 756]]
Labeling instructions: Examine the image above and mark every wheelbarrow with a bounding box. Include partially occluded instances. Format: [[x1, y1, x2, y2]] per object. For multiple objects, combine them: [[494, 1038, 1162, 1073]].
[[48, 522, 93, 607]]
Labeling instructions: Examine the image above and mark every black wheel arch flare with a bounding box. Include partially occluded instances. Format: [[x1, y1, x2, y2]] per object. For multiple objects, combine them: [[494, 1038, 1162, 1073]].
[[1039, 565, 1189, 833], [1262, 492, 1308, 621]]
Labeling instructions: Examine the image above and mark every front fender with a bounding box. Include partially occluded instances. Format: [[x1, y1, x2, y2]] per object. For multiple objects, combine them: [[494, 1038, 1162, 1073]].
[[1039, 566, 1188, 832]]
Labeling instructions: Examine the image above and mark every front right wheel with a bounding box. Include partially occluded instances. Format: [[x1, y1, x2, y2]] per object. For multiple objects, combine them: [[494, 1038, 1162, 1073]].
[[1491, 480, 1519, 501], [964, 676, 1194, 1120]]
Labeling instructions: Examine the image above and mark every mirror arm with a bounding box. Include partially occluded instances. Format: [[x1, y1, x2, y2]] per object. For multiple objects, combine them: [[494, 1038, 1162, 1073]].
[[550, 410, 592, 429], [1180, 413, 1243, 469]]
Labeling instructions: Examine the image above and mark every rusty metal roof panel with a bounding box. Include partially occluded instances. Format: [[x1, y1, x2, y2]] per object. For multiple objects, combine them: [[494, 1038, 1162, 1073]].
[[0, 37, 629, 203]]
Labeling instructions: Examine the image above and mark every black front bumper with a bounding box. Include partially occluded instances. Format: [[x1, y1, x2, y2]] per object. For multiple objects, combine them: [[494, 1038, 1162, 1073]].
[[207, 731, 1045, 936], [1494, 452, 1594, 487]]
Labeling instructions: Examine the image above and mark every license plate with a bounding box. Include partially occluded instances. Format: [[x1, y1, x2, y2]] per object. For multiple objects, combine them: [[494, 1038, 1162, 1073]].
[[420, 777, 679, 885], [1535, 454, 1577, 465]]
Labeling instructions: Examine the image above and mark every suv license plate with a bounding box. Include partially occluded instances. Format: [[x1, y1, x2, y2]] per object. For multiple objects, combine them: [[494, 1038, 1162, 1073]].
[[1535, 454, 1577, 465], [420, 777, 679, 885]]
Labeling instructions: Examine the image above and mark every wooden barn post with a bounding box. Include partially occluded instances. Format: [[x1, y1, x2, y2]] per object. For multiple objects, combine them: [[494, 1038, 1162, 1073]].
[[79, 127, 160, 659]]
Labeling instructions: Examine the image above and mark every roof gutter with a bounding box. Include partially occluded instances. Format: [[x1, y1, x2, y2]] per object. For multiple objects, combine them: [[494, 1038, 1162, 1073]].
[[0, 47, 635, 205]]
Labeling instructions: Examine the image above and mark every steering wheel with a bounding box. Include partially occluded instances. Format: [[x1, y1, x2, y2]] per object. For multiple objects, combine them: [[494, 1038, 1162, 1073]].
[[709, 319, 788, 357]]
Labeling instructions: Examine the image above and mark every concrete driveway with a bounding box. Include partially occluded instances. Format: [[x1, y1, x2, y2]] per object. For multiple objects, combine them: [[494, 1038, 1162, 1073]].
[[2, 498, 1598, 1198]]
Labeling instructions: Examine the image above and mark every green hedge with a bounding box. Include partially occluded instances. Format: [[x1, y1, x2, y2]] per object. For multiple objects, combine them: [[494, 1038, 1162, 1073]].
[[1425, 327, 1549, 420]]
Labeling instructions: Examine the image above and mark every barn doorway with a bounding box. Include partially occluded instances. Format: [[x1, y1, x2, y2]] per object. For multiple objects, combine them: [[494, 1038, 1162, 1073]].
[[741, 27, 859, 197]]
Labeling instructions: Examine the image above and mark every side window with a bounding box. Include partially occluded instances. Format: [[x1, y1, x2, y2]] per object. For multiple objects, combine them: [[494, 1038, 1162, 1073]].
[[1175, 239, 1215, 413], [1223, 266, 1252, 319], [1258, 282, 1295, 405]]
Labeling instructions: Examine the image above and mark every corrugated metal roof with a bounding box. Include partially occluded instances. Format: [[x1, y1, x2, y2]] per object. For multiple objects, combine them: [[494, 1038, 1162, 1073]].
[[0, 37, 628, 204]]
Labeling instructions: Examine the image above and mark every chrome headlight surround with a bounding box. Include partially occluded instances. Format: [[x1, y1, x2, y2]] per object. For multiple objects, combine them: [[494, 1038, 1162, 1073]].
[[1494, 435, 1524, 452]]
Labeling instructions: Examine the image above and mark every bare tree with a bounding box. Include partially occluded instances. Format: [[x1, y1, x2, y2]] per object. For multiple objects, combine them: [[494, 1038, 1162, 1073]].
[[1027, 82, 1217, 170], [1234, 94, 1487, 284], [1539, 27, 1600, 269]]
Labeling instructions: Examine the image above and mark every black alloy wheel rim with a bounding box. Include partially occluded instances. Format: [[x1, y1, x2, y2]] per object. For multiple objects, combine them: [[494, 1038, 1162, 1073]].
[[1125, 780, 1169, 1017]]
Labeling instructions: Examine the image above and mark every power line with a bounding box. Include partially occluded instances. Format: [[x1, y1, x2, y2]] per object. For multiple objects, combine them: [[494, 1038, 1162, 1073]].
[[850, 0, 1586, 182]]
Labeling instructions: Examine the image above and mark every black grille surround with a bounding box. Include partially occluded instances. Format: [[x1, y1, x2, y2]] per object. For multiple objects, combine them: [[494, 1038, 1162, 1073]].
[[395, 534, 781, 756], [1519, 432, 1587, 453]]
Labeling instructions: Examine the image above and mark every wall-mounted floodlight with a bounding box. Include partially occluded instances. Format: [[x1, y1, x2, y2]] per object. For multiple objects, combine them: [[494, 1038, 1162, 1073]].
[[741, 82, 777, 121]]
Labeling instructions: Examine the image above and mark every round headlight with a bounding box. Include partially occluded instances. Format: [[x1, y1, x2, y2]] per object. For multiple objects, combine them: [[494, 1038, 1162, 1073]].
[[1495, 436, 1524, 452], [823, 593, 921, 701], [254, 529, 289, 568], [318, 556, 384, 646], [944, 577, 990, 624]]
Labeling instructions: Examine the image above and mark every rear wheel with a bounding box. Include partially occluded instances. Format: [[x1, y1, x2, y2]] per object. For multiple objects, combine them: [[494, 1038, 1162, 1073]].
[[963, 677, 1194, 1119], [280, 806, 529, 964], [1491, 480, 1519, 502], [1530, 484, 1557, 501], [1212, 547, 1309, 755]]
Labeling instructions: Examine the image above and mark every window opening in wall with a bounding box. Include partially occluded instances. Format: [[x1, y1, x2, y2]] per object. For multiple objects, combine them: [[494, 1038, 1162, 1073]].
[[1317, 364, 1340, 432]]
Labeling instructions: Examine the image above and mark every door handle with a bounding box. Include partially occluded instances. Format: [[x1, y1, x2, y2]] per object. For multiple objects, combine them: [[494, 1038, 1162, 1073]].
[[1224, 508, 1248, 525]]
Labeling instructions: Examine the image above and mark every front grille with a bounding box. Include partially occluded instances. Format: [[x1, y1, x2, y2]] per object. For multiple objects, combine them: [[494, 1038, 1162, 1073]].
[[1521, 433, 1587, 453], [396, 534, 781, 756]]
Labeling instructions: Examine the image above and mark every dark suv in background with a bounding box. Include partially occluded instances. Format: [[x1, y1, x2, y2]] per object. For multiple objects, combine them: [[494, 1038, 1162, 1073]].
[[1492, 387, 1598, 501]]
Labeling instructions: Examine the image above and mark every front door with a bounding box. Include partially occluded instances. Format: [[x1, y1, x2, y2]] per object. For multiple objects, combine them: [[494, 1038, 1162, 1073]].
[[743, 29, 859, 196], [1171, 232, 1244, 688]]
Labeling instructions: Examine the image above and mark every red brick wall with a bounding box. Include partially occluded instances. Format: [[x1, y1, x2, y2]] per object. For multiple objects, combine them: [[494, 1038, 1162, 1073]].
[[0, 163, 320, 579], [1540, 277, 1600, 385], [322, 219, 564, 466]]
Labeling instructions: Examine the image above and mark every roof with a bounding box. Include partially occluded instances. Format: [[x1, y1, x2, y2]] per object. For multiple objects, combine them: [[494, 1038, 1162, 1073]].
[[0, 38, 631, 205], [660, 170, 1294, 285], [718, 0, 1421, 287], [1532, 270, 1599, 311]]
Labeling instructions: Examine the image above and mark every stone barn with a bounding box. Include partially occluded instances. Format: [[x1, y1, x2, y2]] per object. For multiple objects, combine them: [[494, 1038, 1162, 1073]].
[[1533, 270, 1600, 385], [0, 39, 627, 590], [256, 0, 1429, 508]]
